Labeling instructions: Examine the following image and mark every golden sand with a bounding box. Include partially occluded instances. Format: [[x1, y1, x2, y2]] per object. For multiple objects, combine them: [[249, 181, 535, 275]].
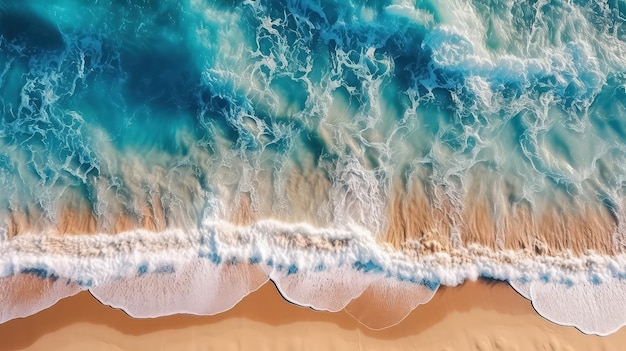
[[1, 280, 624, 351]]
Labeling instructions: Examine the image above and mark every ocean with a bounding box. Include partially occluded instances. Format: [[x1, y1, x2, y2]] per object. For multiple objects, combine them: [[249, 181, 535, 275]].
[[1, 0, 626, 335]]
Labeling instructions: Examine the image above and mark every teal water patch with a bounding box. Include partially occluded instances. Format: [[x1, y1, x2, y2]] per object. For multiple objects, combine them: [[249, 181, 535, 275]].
[[20, 267, 58, 281], [353, 259, 385, 274], [0, 0, 626, 262]]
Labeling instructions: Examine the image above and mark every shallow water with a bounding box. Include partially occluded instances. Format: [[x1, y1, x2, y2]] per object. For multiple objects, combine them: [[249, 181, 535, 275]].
[[1, 0, 626, 335]]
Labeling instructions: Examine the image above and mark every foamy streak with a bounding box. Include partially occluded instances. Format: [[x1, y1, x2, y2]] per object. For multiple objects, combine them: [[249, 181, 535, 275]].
[[3, 220, 626, 286], [3, 220, 626, 334]]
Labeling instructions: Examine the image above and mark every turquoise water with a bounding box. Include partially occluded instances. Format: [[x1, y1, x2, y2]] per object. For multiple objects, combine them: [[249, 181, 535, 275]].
[[2, 0, 626, 335], [1, 0, 625, 227]]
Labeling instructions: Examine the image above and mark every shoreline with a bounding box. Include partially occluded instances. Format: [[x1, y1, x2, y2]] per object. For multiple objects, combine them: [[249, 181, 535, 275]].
[[5, 220, 626, 335], [2, 280, 625, 351]]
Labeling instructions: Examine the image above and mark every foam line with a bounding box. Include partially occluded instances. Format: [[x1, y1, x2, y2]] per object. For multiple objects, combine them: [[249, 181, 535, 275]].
[[2, 220, 626, 334]]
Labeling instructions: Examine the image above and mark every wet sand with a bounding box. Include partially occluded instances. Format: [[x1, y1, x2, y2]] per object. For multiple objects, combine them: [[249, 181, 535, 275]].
[[383, 173, 617, 256], [1, 280, 624, 351]]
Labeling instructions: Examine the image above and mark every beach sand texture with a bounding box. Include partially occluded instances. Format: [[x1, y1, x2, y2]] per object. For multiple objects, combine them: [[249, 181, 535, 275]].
[[1, 280, 624, 351]]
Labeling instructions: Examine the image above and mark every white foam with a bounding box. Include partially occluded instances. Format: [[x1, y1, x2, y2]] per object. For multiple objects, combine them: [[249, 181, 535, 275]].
[[384, 1, 434, 28], [510, 277, 626, 336], [90, 260, 268, 318], [2, 220, 626, 287]]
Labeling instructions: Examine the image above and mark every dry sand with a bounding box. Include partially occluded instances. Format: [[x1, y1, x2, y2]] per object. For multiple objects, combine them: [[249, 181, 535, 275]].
[[1, 280, 624, 351]]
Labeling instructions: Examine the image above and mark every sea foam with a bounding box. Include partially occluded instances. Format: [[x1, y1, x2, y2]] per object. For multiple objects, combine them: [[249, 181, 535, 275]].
[[511, 277, 626, 336], [2, 220, 626, 334]]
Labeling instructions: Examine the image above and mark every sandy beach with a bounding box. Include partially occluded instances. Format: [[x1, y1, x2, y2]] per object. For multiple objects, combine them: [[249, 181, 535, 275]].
[[0, 279, 623, 351]]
